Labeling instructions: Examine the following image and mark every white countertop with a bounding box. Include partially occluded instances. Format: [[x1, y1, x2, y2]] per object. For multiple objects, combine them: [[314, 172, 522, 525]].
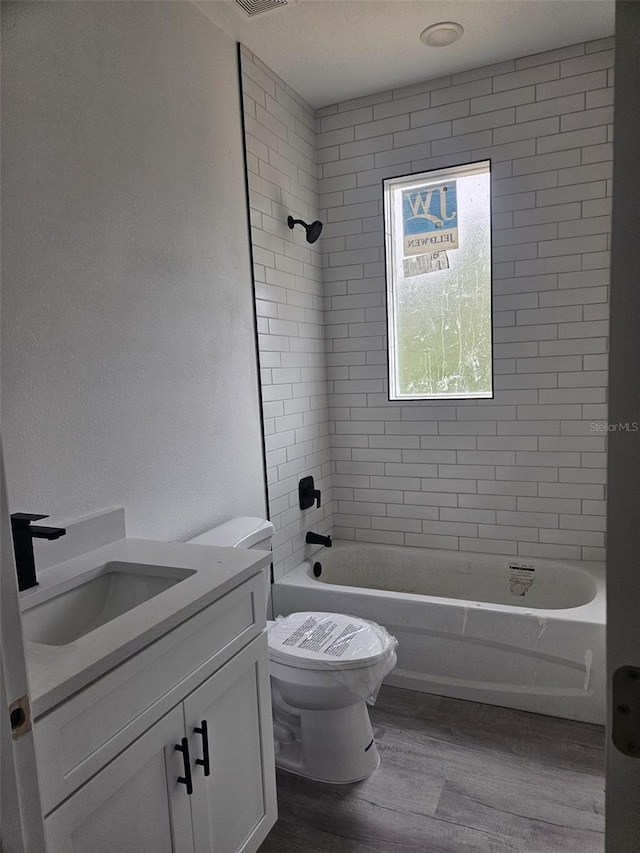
[[20, 538, 271, 717]]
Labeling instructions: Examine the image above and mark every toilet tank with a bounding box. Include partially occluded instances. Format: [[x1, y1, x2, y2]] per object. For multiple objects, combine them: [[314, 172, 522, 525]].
[[186, 517, 274, 551], [187, 517, 274, 615]]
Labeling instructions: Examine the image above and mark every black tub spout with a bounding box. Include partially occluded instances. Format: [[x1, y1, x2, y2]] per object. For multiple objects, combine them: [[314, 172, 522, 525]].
[[305, 531, 332, 547]]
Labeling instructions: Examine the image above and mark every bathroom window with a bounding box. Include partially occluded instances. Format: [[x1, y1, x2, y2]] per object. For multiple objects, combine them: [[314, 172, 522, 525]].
[[383, 160, 493, 401]]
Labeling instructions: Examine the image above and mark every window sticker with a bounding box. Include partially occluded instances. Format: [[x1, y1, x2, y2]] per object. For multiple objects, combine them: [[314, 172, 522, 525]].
[[402, 251, 449, 278], [402, 181, 459, 256]]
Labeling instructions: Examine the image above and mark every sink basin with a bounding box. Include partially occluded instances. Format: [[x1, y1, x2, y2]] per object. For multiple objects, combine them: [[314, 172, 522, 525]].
[[21, 562, 195, 646]]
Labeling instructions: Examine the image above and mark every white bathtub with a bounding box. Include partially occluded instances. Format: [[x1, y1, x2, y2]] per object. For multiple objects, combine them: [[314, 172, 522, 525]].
[[272, 541, 606, 724]]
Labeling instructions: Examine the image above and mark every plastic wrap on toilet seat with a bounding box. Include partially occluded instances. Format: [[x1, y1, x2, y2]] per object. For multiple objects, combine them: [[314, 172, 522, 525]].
[[269, 612, 398, 705], [334, 640, 397, 705]]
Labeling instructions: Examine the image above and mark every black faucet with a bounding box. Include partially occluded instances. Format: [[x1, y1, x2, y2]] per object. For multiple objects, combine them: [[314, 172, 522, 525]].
[[305, 531, 332, 548], [10, 513, 66, 591]]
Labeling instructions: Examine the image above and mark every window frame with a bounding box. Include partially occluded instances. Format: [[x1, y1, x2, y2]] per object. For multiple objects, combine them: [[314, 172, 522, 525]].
[[382, 159, 494, 402]]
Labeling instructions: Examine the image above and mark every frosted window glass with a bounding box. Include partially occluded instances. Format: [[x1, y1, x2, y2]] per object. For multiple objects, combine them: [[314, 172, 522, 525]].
[[383, 161, 493, 400]]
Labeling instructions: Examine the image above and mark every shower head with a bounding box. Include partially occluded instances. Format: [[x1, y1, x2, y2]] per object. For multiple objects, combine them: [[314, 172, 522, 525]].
[[287, 215, 323, 244]]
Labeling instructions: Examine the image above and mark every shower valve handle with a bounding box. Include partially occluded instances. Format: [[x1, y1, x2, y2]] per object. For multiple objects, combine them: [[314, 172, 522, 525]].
[[299, 476, 321, 510]]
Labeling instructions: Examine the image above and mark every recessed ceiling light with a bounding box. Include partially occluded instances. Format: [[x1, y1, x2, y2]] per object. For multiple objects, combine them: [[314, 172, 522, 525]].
[[420, 21, 464, 48]]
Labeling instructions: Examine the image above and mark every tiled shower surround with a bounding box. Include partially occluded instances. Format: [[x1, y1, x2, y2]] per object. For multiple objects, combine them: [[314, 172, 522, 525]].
[[241, 48, 333, 579], [242, 38, 613, 575]]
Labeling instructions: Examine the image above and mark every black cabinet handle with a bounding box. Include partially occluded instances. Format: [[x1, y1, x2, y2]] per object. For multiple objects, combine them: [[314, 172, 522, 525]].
[[175, 737, 193, 795], [194, 720, 210, 776]]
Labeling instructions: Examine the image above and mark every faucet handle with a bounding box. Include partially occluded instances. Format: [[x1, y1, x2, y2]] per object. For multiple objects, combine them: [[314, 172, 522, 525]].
[[11, 513, 49, 525], [299, 476, 321, 511]]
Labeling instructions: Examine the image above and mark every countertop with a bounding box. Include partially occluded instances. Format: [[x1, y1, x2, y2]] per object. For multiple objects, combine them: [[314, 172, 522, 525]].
[[20, 538, 271, 717]]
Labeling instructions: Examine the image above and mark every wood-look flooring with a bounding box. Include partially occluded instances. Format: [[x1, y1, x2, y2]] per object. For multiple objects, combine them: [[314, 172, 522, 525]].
[[259, 686, 605, 853]]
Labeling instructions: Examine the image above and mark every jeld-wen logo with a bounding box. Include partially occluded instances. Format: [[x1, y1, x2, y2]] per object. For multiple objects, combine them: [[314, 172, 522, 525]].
[[402, 182, 458, 255]]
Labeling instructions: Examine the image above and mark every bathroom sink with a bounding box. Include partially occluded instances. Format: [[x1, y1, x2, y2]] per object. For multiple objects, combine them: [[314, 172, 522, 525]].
[[21, 562, 195, 646]]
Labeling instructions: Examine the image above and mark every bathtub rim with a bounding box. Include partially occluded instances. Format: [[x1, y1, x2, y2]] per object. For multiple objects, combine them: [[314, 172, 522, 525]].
[[276, 540, 605, 626]]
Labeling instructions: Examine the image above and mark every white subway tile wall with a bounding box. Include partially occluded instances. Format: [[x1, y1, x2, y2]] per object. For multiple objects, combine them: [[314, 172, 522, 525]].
[[241, 48, 333, 579], [319, 39, 612, 562], [242, 40, 612, 572]]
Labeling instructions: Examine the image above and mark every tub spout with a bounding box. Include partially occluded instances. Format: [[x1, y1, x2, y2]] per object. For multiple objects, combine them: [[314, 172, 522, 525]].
[[306, 531, 332, 547]]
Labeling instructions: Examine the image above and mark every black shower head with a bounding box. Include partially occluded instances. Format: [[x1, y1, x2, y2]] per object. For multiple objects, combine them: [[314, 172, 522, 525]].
[[287, 215, 323, 244]]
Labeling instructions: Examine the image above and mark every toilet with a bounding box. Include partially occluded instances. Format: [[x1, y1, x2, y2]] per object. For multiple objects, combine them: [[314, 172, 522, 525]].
[[186, 517, 397, 784]]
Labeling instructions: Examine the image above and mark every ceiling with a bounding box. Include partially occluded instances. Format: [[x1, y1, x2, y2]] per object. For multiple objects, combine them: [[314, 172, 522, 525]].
[[194, 0, 615, 109]]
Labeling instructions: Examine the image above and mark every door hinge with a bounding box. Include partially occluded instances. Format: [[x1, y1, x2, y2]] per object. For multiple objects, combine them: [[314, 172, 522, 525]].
[[613, 666, 640, 756], [9, 694, 32, 741]]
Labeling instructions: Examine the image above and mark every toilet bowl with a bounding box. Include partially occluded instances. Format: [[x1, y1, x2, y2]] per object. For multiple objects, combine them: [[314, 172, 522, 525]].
[[268, 611, 396, 783], [186, 518, 397, 783]]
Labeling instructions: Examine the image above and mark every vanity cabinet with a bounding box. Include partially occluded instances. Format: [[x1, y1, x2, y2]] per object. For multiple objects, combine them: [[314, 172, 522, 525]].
[[43, 704, 193, 853], [185, 641, 273, 852], [35, 572, 277, 853]]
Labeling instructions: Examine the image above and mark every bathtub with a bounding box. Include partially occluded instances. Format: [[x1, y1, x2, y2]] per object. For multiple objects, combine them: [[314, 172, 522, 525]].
[[272, 541, 606, 725]]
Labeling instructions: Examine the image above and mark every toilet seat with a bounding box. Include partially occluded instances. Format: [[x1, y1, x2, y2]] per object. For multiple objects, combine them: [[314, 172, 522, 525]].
[[268, 611, 393, 671]]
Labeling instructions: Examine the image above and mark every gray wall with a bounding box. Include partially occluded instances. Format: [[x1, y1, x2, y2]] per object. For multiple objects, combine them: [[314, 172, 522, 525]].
[[318, 38, 613, 562], [1, 2, 266, 539]]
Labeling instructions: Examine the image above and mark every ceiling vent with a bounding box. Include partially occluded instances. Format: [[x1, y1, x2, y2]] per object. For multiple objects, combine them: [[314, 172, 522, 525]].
[[231, 0, 288, 17]]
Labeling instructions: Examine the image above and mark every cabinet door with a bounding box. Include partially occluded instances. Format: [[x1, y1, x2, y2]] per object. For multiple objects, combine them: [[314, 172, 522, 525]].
[[44, 705, 195, 853], [185, 635, 277, 853]]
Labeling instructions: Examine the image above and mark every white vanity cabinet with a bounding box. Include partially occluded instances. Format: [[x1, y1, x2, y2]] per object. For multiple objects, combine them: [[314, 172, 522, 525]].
[[34, 571, 277, 853], [42, 704, 194, 853], [185, 641, 273, 852]]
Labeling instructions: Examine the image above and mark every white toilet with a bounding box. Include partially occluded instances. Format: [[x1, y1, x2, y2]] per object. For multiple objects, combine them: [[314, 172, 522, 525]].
[[187, 517, 397, 784]]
